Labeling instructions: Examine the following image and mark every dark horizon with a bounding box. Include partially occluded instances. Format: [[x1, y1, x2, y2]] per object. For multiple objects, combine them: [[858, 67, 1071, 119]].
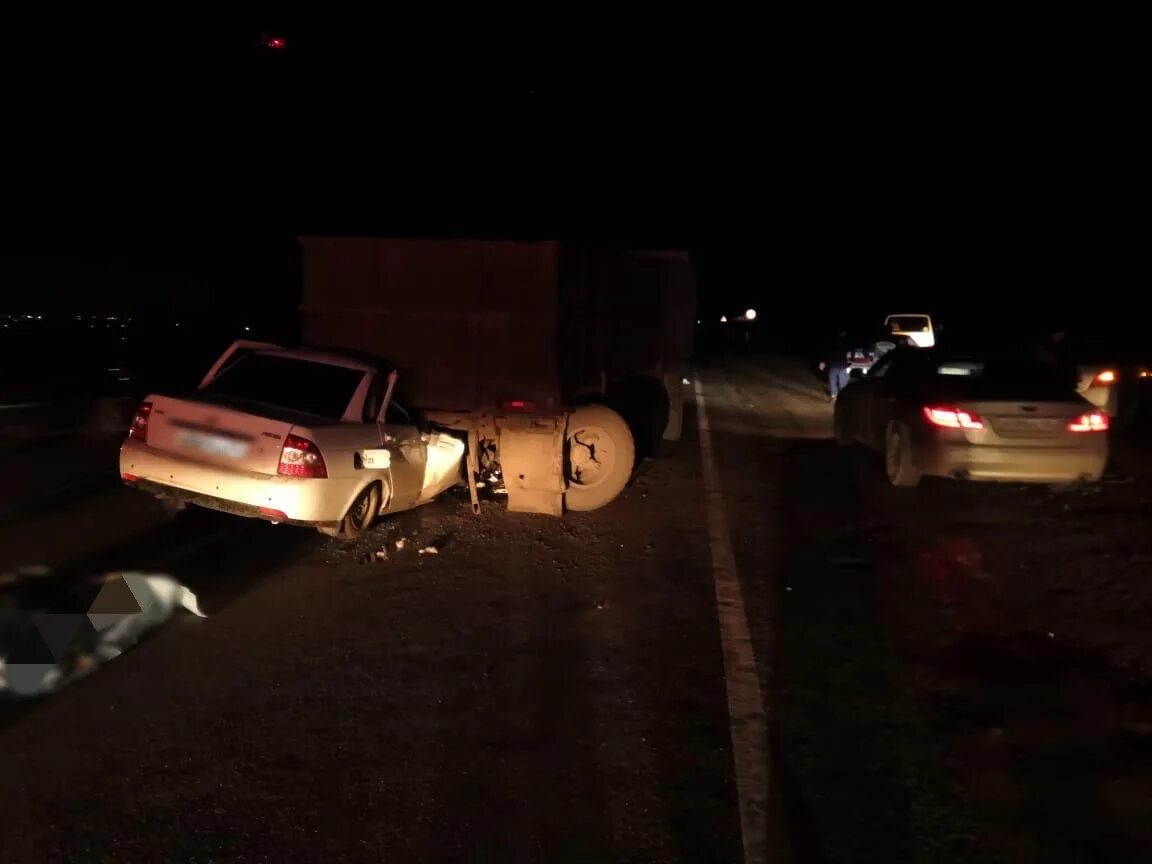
[[3, 14, 1152, 321]]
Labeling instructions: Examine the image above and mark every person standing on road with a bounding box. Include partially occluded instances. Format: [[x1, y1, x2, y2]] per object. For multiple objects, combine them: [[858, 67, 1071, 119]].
[[819, 328, 852, 400]]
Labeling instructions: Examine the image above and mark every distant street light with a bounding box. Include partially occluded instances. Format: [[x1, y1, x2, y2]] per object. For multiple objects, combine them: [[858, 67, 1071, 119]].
[[745, 308, 757, 321], [720, 315, 728, 323]]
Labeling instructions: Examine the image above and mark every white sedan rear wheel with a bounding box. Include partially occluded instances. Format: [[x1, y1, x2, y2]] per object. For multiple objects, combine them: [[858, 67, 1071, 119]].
[[335, 483, 381, 541]]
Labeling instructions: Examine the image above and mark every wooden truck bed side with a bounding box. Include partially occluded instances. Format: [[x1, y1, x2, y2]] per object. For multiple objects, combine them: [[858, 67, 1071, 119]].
[[299, 237, 696, 415], [300, 237, 562, 414]]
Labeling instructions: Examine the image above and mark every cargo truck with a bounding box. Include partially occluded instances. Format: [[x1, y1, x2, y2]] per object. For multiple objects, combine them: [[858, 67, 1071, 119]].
[[298, 236, 697, 517]]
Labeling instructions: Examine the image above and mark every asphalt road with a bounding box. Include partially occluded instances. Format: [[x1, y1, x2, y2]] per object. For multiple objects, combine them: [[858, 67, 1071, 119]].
[[3, 354, 1152, 863]]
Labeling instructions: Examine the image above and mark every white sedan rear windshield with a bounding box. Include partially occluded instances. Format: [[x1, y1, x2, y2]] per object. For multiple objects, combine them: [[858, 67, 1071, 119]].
[[204, 353, 363, 420]]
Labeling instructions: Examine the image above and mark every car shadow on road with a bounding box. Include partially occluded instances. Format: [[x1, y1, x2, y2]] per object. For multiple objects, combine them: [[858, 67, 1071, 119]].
[[49, 507, 325, 615], [925, 632, 1152, 861], [799, 436, 1152, 860], [768, 436, 978, 861]]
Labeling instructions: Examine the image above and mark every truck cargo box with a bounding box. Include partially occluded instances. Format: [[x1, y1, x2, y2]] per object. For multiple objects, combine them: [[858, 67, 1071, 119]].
[[298, 237, 695, 415]]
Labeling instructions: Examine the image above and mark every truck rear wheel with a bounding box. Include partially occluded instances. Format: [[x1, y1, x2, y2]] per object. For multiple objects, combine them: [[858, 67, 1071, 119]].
[[564, 404, 635, 512]]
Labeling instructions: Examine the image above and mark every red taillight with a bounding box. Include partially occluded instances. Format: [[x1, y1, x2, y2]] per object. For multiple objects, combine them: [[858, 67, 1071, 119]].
[[1068, 411, 1109, 432], [278, 434, 327, 478], [128, 401, 152, 443], [501, 399, 537, 412], [922, 406, 984, 430]]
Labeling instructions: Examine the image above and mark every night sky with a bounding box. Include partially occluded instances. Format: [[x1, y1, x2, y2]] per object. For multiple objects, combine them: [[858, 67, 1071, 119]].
[[2, 13, 1149, 333]]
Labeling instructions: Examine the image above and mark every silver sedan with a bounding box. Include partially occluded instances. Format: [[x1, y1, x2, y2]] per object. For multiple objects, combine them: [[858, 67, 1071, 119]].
[[834, 348, 1109, 487]]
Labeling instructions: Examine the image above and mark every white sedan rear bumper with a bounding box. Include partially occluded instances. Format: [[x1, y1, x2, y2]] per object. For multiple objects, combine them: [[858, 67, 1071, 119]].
[[119, 440, 361, 524]]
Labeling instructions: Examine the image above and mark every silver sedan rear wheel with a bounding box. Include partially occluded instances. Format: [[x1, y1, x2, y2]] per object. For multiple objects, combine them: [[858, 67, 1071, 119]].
[[885, 423, 922, 487]]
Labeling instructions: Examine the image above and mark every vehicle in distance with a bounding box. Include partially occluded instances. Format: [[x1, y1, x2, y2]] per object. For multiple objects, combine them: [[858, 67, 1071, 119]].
[[1066, 334, 1152, 427], [843, 330, 916, 379], [834, 347, 1110, 487], [884, 313, 936, 348], [120, 342, 466, 539]]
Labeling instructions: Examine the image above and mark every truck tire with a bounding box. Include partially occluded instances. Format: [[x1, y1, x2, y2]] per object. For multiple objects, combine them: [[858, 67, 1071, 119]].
[[606, 376, 669, 460], [564, 404, 636, 512]]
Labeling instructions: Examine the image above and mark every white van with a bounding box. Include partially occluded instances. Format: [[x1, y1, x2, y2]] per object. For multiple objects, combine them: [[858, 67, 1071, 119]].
[[884, 313, 935, 348]]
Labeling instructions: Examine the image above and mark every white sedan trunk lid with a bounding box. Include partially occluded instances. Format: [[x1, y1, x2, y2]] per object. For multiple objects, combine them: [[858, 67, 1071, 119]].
[[145, 395, 294, 476]]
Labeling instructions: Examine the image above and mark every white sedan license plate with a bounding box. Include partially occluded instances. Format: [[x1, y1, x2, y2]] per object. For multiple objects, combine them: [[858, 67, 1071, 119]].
[[998, 417, 1059, 435], [177, 429, 249, 458]]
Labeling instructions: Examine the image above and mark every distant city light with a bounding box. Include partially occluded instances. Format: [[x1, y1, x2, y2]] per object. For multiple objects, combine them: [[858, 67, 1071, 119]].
[[745, 308, 757, 321], [720, 315, 728, 323]]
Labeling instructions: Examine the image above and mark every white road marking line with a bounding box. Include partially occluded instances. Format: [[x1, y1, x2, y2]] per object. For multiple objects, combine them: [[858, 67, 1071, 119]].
[[694, 375, 773, 864]]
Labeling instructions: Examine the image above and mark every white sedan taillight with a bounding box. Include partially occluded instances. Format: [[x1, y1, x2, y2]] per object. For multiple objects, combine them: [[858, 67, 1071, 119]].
[[278, 434, 327, 478], [128, 401, 153, 443]]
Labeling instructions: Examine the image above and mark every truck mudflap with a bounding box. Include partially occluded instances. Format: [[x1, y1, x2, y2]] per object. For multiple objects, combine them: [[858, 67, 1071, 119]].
[[497, 416, 566, 516]]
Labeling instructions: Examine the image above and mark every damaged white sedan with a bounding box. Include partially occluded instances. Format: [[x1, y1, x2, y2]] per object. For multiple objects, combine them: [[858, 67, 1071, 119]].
[[119, 340, 466, 538]]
